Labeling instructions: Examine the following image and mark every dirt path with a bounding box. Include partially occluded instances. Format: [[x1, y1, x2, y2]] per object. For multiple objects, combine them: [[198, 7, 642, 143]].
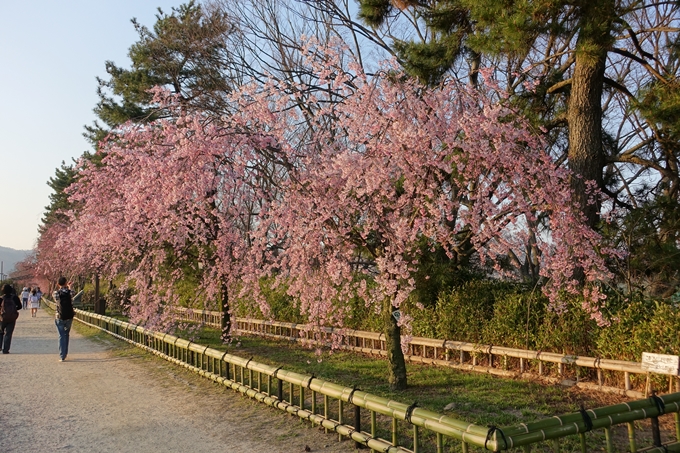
[[0, 309, 357, 453]]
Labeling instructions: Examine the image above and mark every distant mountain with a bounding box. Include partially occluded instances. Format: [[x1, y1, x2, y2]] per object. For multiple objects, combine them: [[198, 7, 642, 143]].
[[0, 246, 31, 276]]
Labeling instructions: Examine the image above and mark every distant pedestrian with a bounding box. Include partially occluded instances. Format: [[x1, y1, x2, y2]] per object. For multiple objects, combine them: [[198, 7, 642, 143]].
[[36, 287, 43, 300], [20, 286, 29, 310], [53, 277, 75, 362], [28, 288, 40, 317], [0, 284, 22, 354]]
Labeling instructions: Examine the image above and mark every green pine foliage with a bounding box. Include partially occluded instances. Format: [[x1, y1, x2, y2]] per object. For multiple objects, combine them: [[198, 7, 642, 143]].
[[85, 1, 235, 145], [357, 0, 393, 28], [41, 161, 77, 229]]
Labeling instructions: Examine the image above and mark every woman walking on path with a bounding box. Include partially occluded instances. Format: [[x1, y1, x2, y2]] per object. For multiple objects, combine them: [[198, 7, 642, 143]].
[[0, 284, 22, 354], [20, 287, 29, 310], [28, 288, 40, 317], [52, 277, 75, 361]]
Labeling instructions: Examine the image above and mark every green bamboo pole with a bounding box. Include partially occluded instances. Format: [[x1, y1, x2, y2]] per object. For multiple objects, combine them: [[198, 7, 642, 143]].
[[339, 400, 344, 441], [311, 390, 317, 426], [392, 417, 398, 447], [436, 432, 442, 453], [371, 411, 377, 453], [627, 422, 637, 453], [604, 428, 612, 453], [579, 433, 587, 452], [300, 385, 305, 411], [413, 425, 419, 453], [324, 395, 329, 434]]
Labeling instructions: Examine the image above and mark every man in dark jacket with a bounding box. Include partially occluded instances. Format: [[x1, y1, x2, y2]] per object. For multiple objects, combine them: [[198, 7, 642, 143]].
[[0, 284, 23, 354], [53, 277, 75, 362]]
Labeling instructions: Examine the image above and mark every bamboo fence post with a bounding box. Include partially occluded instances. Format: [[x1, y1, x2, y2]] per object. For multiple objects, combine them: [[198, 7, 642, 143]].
[[324, 395, 329, 434], [289, 381, 294, 405], [539, 361, 544, 376], [338, 400, 344, 441], [604, 428, 613, 453], [651, 414, 662, 447], [436, 432, 443, 453], [311, 390, 317, 426], [413, 425, 419, 453], [354, 404, 361, 450], [579, 433, 586, 452], [300, 386, 305, 411], [369, 411, 377, 447], [461, 441, 469, 453], [392, 418, 398, 447], [627, 422, 637, 453], [625, 372, 631, 391], [257, 371, 262, 392], [520, 358, 525, 373]]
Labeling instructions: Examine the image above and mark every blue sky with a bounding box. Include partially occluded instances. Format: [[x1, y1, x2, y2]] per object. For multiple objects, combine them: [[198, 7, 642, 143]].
[[0, 0, 183, 251]]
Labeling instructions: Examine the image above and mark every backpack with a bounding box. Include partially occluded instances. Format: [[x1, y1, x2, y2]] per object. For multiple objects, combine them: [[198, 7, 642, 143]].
[[56, 289, 74, 320], [0, 295, 19, 322]]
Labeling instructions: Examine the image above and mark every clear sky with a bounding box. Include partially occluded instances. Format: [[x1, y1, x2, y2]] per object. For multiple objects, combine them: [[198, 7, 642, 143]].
[[0, 0, 183, 251]]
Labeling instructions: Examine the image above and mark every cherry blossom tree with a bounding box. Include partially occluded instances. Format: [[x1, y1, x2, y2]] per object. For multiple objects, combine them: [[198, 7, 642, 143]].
[[59, 95, 272, 336], [232, 44, 613, 389]]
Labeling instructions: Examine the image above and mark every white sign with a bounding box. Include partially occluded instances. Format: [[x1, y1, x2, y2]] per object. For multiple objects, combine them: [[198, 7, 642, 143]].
[[641, 352, 680, 376]]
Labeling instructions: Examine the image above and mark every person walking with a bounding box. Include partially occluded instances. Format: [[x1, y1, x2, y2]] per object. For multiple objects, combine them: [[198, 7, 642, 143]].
[[53, 277, 75, 362], [20, 286, 29, 310], [0, 284, 22, 354], [28, 288, 41, 317]]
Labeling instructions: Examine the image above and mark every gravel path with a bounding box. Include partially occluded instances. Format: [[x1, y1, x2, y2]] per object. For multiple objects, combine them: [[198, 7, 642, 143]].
[[0, 308, 357, 453]]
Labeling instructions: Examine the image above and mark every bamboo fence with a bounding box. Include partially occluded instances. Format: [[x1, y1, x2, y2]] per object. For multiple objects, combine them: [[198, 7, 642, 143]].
[[45, 300, 680, 452], [172, 309, 680, 398]]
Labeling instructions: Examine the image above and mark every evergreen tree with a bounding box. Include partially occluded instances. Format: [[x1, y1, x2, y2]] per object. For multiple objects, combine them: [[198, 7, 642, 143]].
[[85, 1, 236, 145], [355, 0, 680, 231], [41, 160, 78, 230]]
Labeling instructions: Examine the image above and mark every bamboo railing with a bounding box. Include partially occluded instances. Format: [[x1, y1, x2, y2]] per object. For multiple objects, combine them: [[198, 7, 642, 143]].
[[172, 308, 680, 398], [46, 300, 680, 452]]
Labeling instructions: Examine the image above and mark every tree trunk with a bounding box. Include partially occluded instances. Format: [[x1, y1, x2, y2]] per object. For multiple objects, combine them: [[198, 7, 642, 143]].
[[567, 2, 615, 228], [383, 298, 407, 390], [221, 280, 231, 342], [94, 274, 106, 315]]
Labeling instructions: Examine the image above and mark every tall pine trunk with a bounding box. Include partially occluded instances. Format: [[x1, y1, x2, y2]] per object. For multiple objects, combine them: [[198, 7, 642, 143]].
[[383, 297, 407, 390], [567, 1, 615, 228]]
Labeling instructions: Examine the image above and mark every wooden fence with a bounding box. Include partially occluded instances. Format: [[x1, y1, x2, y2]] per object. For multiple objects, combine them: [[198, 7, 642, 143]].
[[45, 300, 680, 452], [173, 308, 680, 399]]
